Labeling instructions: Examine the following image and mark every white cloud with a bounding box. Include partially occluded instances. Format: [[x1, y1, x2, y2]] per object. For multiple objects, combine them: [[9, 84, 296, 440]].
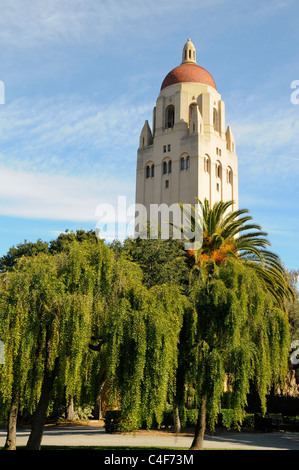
[[229, 102, 299, 181], [0, 94, 151, 175], [0, 0, 210, 48], [0, 0, 245, 55], [0, 165, 134, 222]]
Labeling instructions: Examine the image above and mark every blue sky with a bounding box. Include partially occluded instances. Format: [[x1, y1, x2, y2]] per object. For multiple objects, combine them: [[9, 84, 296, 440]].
[[0, 0, 298, 270]]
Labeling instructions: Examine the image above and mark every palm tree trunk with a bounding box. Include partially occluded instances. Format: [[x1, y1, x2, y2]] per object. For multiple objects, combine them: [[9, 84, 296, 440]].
[[3, 395, 19, 450], [190, 395, 207, 450]]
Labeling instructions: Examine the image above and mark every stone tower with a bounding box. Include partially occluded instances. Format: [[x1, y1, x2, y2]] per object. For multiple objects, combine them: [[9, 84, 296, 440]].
[[135, 39, 238, 227]]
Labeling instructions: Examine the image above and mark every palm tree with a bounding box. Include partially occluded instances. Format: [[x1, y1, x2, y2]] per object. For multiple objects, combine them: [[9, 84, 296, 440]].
[[178, 198, 294, 307]]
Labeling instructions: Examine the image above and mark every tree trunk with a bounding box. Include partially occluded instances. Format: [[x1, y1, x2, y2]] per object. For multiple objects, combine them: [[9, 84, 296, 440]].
[[3, 396, 19, 450], [190, 395, 207, 450], [26, 358, 59, 450], [66, 396, 75, 421], [173, 405, 181, 433], [94, 380, 106, 420]]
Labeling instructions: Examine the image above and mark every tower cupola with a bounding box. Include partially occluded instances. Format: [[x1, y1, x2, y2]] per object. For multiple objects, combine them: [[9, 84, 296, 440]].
[[182, 38, 196, 64]]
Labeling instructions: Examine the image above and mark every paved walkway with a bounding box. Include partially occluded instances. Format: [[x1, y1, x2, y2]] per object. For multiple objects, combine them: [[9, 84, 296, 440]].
[[1, 425, 299, 450]]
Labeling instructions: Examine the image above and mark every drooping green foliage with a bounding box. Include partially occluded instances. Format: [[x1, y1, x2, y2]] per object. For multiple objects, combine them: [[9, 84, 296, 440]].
[[0, 238, 115, 421], [0, 232, 189, 437], [0, 221, 295, 449], [188, 259, 290, 430], [105, 259, 186, 429]]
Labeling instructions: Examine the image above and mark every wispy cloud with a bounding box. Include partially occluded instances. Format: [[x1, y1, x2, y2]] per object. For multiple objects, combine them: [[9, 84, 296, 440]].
[[0, 93, 151, 176], [0, 164, 133, 222], [229, 96, 299, 181], [0, 0, 248, 54], [0, 92, 148, 221], [0, 0, 211, 48]]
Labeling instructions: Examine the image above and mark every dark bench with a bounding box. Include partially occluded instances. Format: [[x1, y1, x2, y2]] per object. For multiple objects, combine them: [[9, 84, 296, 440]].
[[266, 414, 293, 431], [255, 413, 293, 432]]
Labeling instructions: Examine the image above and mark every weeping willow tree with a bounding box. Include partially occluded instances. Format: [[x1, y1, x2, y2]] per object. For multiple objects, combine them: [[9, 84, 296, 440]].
[[187, 259, 290, 450], [25, 239, 117, 450], [0, 269, 36, 450], [0, 238, 115, 450], [104, 257, 187, 430]]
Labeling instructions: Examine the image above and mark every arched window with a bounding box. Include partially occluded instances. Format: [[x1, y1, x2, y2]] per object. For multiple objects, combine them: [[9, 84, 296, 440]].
[[180, 157, 185, 171], [151, 164, 155, 177], [165, 105, 175, 129], [227, 167, 233, 184], [204, 155, 210, 173], [215, 161, 222, 179], [186, 156, 190, 170], [163, 161, 168, 175], [146, 165, 150, 179], [168, 160, 172, 174]]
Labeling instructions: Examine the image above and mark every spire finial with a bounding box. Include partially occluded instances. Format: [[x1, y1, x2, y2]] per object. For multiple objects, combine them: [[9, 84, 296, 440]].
[[182, 38, 196, 64]]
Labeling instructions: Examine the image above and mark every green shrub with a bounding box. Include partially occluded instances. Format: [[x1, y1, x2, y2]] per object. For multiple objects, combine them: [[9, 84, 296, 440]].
[[73, 406, 94, 420]]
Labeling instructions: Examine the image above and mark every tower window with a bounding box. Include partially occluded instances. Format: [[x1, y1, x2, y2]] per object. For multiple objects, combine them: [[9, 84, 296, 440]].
[[213, 108, 218, 131], [163, 145, 166, 153], [146, 165, 150, 179], [163, 161, 168, 175], [186, 156, 190, 170], [204, 155, 210, 173], [216, 161, 222, 179], [165, 180, 169, 189], [165, 105, 175, 129], [168, 160, 172, 173], [168, 144, 171, 152], [151, 164, 155, 177], [180, 158, 185, 171]]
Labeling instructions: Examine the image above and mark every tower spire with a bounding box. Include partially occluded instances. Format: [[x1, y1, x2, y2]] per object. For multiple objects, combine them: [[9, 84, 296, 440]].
[[182, 38, 196, 64]]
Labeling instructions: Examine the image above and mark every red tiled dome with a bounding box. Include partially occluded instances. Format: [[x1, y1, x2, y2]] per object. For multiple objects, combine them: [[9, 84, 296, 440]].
[[161, 62, 216, 90]]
